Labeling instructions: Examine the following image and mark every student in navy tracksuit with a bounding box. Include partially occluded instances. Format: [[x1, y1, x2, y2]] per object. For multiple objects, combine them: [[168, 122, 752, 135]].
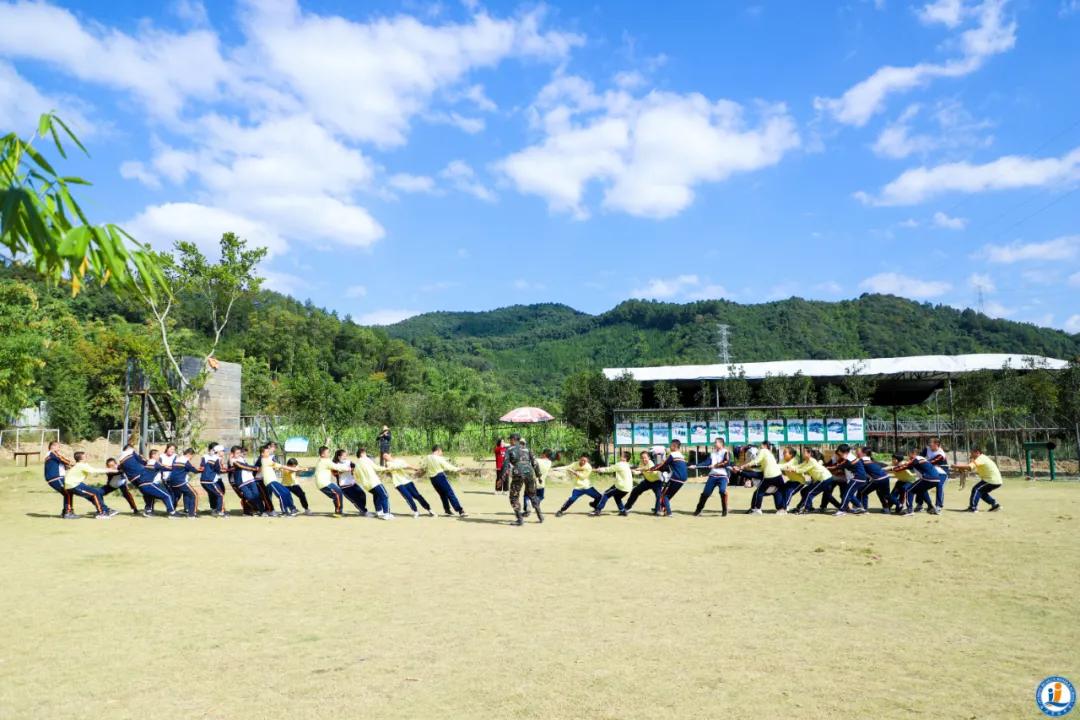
[[893, 448, 945, 516], [43, 442, 75, 518], [101, 457, 140, 513], [118, 445, 178, 517], [253, 442, 277, 514], [856, 448, 893, 513], [915, 437, 950, 511], [654, 440, 689, 517], [230, 447, 269, 516], [199, 443, 228, 517], [165, 448, 201, 517], [833, 444, 869, 516]]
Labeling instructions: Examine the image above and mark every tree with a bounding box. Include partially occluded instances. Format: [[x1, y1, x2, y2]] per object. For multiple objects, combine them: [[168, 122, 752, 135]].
[[135, 232, 267, 443], [561, 370, 608, 447], [0, 281, 49, 417], [653, 381, 680, 409], [719, 365, 752, 406], [1, 113, 166, 297], [758, 374, 791, 407]]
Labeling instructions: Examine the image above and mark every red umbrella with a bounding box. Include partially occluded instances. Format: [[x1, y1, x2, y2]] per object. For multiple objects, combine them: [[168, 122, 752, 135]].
[[499, 406, 555, 423]]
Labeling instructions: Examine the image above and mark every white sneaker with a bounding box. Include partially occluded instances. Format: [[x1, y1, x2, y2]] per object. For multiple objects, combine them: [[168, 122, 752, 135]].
[[375, 511, 385, 519], [383, 512, 395, 520], [364, 511, 377, 518], [751, 509, 763, 515], [413, 510, 420, 518], [835, 511, 847, 517], [776, 509, 787, 515]]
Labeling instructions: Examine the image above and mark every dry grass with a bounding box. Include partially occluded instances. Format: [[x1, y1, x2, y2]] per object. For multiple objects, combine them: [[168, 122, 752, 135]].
[[0, 457, 1077, 720]]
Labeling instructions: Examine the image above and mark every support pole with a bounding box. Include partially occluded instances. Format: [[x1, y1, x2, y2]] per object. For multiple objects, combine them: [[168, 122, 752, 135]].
[[139, 391, 149, 456], [989, 393, 999, 461], [946, 376, 958, 464], [892, 406, 899, 454]]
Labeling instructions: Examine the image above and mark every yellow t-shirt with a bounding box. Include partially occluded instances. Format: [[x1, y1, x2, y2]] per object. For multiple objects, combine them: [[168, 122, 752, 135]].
[[260, 459, 283, 485], [420, 454, 459, 478], [558, 462, 593, 489], [779, 458, 805, 483], [379, 458, 414, 487], [313, 458, 349, 489], [354, 455, 383, 491], [64, 461, 105, 489], [971, 455, 1003, 484], [281, 468, 299, 487], [536, 457, 552, 487], [636, 459, 660, 483], [893, 467, 918, 482], [596, 461, 634, 492], [746, 448, 782, 478]]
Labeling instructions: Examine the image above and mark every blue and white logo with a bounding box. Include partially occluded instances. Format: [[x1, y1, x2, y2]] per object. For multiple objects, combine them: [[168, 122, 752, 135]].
[[1037, 676, 1076, 717]]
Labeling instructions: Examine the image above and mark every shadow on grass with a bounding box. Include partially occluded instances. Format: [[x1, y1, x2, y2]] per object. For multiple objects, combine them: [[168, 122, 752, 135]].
[[458, 516, 512, 526]]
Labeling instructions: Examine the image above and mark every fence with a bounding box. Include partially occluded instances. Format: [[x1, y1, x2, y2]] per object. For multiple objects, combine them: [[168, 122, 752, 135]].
[[0, 427, 60, 456]]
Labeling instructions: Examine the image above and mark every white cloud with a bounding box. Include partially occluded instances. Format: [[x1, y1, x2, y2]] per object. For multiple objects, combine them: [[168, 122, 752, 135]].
[[872, 100, 991, 159], [0, 60, 91, 136], [125, 202, 288, 258], [513, 278, 546, 291], [815, 281, 844, 295], [968, 272, 996, 293], [426, 111, 485, 134], [858, 146, 1080, 205], [933, 210, 968, 229], [898, 218, 920, 228], [357, 308, 421, 325], [0, 1, 232, 119], [345, 285, 368, 298], [1062, 1, 1080, 17], [259, 267, 307, 296], [689, 283, 730, 300], [918, 0, 966, 27], [238, 1, 582, 147], [171, 0, 210, 26], [982, 300, 1013, 318], [388, 173, 436, 193], [119, 161, 161, 189], [440, 159, 495, 201], [499, 75, 799, 219], [1064, 315, 1080, 333], [815, 0, 1015, 127], [1068, 271, 1080, 287], [982, 236, 1079, 263], [859, 272, 951, 298], [631, 274, 700, 299]]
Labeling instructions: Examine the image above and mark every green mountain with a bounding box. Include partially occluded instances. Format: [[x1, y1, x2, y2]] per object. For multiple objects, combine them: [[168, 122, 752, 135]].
[[385, 295, 1080, 397]]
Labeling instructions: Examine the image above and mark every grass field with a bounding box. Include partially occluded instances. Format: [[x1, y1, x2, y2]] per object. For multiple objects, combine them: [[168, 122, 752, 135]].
[[1, 459, 1077, 720]]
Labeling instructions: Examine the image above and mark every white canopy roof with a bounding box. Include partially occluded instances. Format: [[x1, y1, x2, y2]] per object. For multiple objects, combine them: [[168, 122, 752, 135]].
[[603, 354, 1068, 383]]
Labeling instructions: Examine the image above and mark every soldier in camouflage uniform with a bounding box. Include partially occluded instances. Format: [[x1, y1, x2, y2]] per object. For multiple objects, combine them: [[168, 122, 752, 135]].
[[506, 433, 544, 526]]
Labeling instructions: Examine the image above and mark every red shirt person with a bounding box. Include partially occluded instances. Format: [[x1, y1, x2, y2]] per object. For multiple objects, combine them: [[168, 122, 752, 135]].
[[494, 439, 507, 493]]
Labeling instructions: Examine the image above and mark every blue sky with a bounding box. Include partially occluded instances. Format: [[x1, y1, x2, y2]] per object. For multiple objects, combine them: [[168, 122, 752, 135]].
[[2, 0, 1079, 330]]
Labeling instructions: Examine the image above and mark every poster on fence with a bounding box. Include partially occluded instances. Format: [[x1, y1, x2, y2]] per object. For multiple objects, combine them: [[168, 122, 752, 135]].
[[845, 417, 865, 442], [727, 420, 746, 443], [826, 418, 846, 442], [747, 419, 766, 443], [786, 418, 806, 442], [614, 417, 864, 445], [767, 419, 786, 442], [708, 421, 726, 443]]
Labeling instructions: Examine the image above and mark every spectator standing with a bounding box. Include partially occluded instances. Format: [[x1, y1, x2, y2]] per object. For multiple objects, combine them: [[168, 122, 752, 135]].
[[377, 426, 392, 466]]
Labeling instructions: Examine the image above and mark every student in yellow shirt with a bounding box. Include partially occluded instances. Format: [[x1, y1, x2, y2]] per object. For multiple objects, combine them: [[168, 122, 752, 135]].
[[312, 446, 350, 515], [739, 441, 785, 515], [792, 448, 836, 514], [377, 451, 434, 518], [282, 459, 312, 515], [553, 454, 601, 516], [522, 449, 553, 518], [419, 445, 468, 517], [776, 446, 805, 514], [623, 450, 663, 514], [259, 445, 299, 516], [953, 447, 1003, 512], [356, 448, 392, 519], [592, 451, 635, 516], [65, 451, 119, 518]]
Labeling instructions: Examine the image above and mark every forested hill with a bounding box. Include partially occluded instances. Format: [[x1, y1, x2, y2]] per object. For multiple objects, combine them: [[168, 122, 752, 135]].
[[386, 295, 1080, 396]]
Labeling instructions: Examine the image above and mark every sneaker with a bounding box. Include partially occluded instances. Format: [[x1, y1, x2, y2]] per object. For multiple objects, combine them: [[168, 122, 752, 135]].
[[966, 507, 977, 513], [412, 511, 420, 518], [303, 509, 313, 516], [142, 510, 153, 517], [927, 507, 940, 515], [750, 509, 763, 515], [458, 512, 468, 518], [95, 511, 114, 519], [62, 512, 79, 520], [265, 511, 280, 518], [167, 512, 180, 519], [364, 511, 377, 518], [555, 511, 564, 517], [618, 510, 629, 516], [427, 511, 436, 517], [383, 512, 395, 520], [130, 510, 141, 516], [187, 513, 199, 519], [590, 510, 602, 517], [989, 504, 1001, 512], [375, 511, 385, 519], [835, 511, 847, 517], [513, 517, 524, 526], [776, 509, 787, 516], [522, 510, 531, 518]]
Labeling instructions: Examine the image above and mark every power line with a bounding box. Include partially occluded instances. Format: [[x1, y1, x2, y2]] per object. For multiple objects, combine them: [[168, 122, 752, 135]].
[[716, 324, 731, 365]]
